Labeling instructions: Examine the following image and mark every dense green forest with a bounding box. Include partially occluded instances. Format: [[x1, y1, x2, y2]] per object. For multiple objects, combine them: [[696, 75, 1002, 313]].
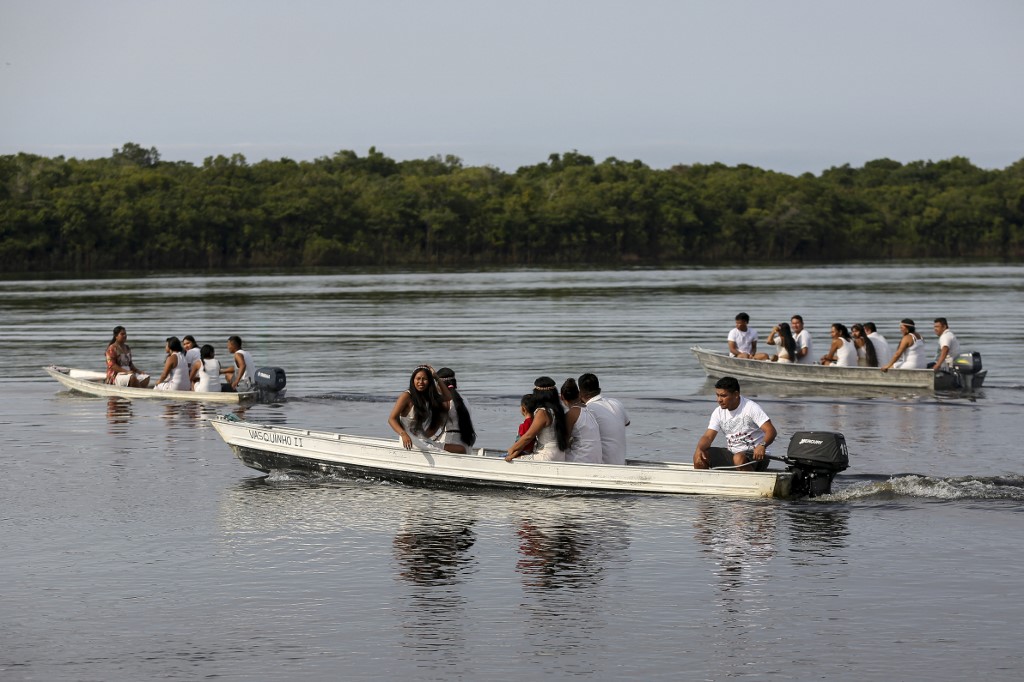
[[2, 143, 1022, 272]]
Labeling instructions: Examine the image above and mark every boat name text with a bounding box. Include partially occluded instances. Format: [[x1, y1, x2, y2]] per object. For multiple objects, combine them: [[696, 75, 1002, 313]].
[[248, 429, 303, 448], [798, 438, 824, 445]]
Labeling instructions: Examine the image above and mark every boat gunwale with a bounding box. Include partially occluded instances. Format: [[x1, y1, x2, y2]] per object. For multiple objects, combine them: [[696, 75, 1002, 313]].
[[43, 365, 257, 403]]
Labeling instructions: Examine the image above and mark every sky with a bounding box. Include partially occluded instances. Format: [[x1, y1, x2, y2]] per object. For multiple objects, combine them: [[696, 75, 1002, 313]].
[[1, 0, 1022, 175]]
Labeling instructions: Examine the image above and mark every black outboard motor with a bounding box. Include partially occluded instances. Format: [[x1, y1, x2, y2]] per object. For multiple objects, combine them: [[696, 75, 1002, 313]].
[[783, 431, 849, 498], [255, 367, 287, 400]]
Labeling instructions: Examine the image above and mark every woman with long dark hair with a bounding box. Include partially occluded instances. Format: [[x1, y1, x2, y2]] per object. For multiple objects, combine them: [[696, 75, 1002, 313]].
[[820, 323, 857, 366], [433, 367, 476, 454], [560, 377, 602, 463], [388, 365, 452, 450], [851, 323, 879, 367], [757, 322, 797, 362], [506, 376, 568, 462], [154, 336, 191, 391], [104, 325, 150, 387]]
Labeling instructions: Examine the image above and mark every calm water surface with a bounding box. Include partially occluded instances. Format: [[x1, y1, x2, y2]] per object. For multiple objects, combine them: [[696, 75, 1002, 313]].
[[2, 265, 1023, 680]]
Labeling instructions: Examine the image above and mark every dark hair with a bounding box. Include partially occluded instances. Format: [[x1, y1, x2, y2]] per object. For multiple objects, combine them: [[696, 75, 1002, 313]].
[[228, 335, 243, 347], [200, 344, 215, 360], [776, 322, 797, 361], [532, 376, 569, 451], [183, 334, 197, 347], [864, 321, 877, 333], [852, 324, 879, 367], [520, 393, 537, 411], [832, 323, 852, 342], [435, 367, 476, 447], [900, 319, 916, 333], [791, 314, 804, 324], [736, 312, 750, 323], [715, 376, 741, 393], [934, 317, 948, 326], [407, 367, 446, 436], [109, 325, 125, 345], [578, 373, 601, 395], [560, 377, 580, 402], [166, 336, 184, 353]]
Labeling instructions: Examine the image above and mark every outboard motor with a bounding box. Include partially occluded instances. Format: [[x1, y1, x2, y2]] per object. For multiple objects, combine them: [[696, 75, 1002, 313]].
[[255, 367, 287, 400], [952, 351, 983, 391], [782, 431, 849, 498]]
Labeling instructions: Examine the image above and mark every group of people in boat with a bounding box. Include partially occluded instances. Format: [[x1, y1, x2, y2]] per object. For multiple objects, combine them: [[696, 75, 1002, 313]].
[[728, 313, 961, 372], [387, 366, 630, 465], [104, 326, 256, 392]]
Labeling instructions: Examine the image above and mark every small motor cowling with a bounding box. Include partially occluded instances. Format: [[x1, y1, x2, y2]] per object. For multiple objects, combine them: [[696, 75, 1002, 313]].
[[255, 367, 287, 392], [952, 351, 982, 374], [785, 431, 849, 497]]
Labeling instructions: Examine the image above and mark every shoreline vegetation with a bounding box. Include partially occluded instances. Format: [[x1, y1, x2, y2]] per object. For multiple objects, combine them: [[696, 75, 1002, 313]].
[[2, 143, 1022, 273]]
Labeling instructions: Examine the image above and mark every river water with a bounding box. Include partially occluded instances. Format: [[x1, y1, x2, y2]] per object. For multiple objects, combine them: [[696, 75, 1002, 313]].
[[2, 264, 1023, 680]]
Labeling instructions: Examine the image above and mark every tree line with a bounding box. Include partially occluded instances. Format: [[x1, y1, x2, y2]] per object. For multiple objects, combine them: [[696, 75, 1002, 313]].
[[1, 142, 1022, 272]]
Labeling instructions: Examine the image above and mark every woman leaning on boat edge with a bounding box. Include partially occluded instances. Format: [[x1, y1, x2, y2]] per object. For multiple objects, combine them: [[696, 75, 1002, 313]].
[[388, 365, 453, 450]]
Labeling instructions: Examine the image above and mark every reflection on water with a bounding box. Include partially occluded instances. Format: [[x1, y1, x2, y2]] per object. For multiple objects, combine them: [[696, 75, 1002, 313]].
[[693, 498, 777, 597], [105, 397, 132, 434], [785, 505, 851, 565], [393, 518, 477, 586]]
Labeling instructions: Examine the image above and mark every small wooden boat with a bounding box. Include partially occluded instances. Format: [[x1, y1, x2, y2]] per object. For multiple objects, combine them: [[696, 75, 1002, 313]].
[[210, 416, 849, 499], [43, 365, 257, 403], [691, 346, 986, 391]]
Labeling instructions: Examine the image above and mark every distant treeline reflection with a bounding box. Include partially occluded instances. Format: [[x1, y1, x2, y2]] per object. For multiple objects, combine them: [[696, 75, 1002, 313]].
[[2, 143, 1022, 272]]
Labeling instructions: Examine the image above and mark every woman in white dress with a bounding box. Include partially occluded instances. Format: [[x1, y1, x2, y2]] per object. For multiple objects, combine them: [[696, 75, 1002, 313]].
[[432, 367, 477, 454], [881, 319, 928, 371], [851, 323, 879, 367], [506, 377, 568, 462], [388, 365, 452, 450], [559, 378, 602, 463], [190, 344, 222, 392], [755, 321, 797, 362], [153, 336, 191, 391], [820, 323, 858, 367]]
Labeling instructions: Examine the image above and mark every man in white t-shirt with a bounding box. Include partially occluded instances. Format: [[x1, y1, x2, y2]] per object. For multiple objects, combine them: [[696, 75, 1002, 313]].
[[694, 376, 776, 472], [727, 312, 758, 359], [790, 314, 814, 365], [864, 322, 891, 366], [578, 373, 630, 465], [930, 317, 961, 372]]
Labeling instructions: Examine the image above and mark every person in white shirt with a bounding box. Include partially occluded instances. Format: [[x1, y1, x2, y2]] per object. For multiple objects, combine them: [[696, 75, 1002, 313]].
[[693, 376, 776, 472], [727, 312, 758, 359], [930, 317, 961, 372], [881, 319, 928, 371], [578, 373, 630, 465], [864, 322, 891, 365], [790, 314, 814, 365]]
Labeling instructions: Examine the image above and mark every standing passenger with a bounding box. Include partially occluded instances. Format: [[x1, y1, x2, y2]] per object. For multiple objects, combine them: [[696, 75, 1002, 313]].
[[578, 373, 630, 465]]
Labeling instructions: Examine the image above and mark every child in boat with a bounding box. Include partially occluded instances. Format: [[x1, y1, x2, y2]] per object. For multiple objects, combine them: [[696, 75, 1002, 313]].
[[516, 394, 536, 455]]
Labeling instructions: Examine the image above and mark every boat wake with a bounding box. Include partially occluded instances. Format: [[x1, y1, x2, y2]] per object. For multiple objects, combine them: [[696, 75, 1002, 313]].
[[832, 474, 1024, 502]]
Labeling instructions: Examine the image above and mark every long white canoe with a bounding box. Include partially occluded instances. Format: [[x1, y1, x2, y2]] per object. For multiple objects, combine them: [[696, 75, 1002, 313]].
[[43, 365, 257, 403], [210, 416, 794, 498], [690, 346, 985, 390]]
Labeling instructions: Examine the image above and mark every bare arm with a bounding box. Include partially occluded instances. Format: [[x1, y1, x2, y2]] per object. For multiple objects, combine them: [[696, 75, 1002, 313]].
[[881, 334, 912, 372], [388, 392, 415, 449], [934, 344, 951, 372], [230, 351, 246, 389], [507, 409, 550, 461], [753, 420, 777, 461], [155, 355, 175, 384], [693, 428, 719, 468]]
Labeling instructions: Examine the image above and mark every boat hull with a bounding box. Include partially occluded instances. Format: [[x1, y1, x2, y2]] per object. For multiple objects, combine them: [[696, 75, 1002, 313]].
[[43, 365, 258, 403], [690, 346, 986, 390], [211, 417, 793, 498]]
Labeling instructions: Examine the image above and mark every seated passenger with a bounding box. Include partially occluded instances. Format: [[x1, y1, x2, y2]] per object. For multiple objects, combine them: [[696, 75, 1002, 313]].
[[506, 377, 568, 462], [820, 323, 858, 366], [104, 325, 150, 388], [727, 312, 758, 359], [693, 376, 776, 472], [432, 367, 477, 454], [929, 317, 960, 372], [221, 335, 256, 392], [388, 365, 453, 449], [191, 344, 222, 392], [851, 323, 879, 367], [881, 319, 928, 371], [560, 378, 602, 464], [515, 394, 536, 456], [755, 322, 797, 362], [154, 336, 191, 391]]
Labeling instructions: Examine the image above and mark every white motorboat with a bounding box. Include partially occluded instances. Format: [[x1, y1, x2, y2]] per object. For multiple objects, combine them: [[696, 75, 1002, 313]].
[[43, 365, 259, 403], [691, 346, 986, 391], [210, 415, 850, 499]]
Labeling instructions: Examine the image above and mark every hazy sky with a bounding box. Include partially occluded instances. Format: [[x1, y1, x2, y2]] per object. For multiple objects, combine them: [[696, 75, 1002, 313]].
[[2, 1, 1022, 174]]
